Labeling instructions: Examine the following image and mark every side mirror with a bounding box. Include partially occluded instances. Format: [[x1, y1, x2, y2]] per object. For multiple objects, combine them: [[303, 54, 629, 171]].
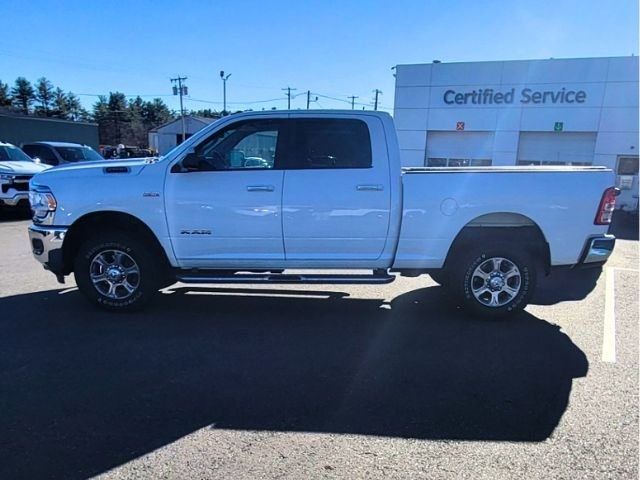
[[182, 152, 201, 171]]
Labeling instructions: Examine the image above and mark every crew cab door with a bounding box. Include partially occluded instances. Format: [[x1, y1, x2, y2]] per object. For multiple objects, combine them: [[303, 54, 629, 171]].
[[165, 118, 286, 268], [281, 116, 392, 267]]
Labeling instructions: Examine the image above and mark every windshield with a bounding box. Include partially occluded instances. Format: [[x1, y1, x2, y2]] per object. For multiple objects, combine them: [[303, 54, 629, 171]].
[[0, 145, 34, 163], [54, 146, 104, 162]]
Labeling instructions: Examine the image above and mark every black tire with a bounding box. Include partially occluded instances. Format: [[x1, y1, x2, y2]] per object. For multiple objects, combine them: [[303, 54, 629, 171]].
[[429, 270, 450, 287], [73, 232, 161, 311], [450, 242, 537, 318]]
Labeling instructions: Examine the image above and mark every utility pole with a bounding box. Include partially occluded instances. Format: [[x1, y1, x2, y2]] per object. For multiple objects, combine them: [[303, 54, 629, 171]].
[[171, 76, 188, 143], [306, 90, 318, 109], [282, 86, 297, 109], [220, 70, 231, 114], [373, 89, 382, 111], [348, 95, 359, 110]]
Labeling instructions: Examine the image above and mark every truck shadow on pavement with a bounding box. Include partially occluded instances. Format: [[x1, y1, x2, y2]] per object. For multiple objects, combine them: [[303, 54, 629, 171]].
[[0, 286, 588, 479]]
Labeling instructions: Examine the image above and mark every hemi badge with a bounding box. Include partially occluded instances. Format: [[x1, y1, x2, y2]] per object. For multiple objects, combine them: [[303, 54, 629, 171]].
[[180, 230, 212, 235], [143, 192, 160, 197]]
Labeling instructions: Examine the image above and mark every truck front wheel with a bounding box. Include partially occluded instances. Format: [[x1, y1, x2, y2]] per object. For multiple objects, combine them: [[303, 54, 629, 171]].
[[450, 243, 537, 317], [73, 233, 161, 311]]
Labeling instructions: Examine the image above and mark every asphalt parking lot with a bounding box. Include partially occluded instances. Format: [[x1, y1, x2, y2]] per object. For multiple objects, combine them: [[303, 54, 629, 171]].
[[0, 211, 638, 480]]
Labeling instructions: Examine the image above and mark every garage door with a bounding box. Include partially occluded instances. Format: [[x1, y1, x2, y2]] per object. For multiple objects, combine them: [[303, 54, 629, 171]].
[[425, 131, 494, 167], [517, 132, 596, 166]]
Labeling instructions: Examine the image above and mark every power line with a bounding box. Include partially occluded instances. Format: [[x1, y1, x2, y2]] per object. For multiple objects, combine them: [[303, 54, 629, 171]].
[[76, 93, 174, 98], [189, 97, 287, 105]]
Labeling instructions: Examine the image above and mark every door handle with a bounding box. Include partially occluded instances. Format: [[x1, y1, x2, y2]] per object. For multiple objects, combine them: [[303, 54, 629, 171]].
[[356, 184, 384, 191], [247, 185, 275, 192]]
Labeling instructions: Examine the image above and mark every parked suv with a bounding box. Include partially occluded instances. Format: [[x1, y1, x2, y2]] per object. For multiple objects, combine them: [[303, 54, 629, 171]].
[[22, 141, 104, 166], [0, 141, 50, 210]]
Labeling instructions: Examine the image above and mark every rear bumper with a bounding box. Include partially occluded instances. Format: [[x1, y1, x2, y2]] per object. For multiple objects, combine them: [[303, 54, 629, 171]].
[[28, 224, 68, 278], [577, 234, 616, 267]]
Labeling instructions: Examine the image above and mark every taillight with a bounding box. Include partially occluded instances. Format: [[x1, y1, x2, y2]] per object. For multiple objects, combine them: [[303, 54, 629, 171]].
[[594, 187, 619, 225]]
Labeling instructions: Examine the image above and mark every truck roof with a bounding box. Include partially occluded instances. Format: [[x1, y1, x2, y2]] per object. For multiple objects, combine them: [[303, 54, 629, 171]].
[[23, 141, 91, 148], [226, 109, 392, 119]]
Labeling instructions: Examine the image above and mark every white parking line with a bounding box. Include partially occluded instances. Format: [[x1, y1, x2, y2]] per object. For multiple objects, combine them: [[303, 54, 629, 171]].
[[601, 267, 616, 363]]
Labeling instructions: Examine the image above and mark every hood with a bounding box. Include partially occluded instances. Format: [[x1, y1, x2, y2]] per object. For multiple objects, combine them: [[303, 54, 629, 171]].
[[37, 158, 157, 177], [0, 161, 52, 175]]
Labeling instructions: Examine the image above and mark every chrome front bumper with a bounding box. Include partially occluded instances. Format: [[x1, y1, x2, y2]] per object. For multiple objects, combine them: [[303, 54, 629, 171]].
[[0, 191, 29, 207], [580, 234, 616, 265], [28, 224, 68, 279]]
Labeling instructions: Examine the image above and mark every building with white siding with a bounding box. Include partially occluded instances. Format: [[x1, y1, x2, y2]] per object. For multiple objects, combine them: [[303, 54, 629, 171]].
[[393, 56, 639, 210], [148, 116, 217, 155]]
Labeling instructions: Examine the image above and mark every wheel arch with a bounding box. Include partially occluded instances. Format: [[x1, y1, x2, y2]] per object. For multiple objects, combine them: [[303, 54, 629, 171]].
[[443, 212, 551, 274], [61, 210, 171, 275]]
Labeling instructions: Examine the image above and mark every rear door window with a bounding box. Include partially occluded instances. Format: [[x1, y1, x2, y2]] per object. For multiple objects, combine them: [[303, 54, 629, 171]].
[[23, 145, 59, 165], [286, 119, 372, 169]]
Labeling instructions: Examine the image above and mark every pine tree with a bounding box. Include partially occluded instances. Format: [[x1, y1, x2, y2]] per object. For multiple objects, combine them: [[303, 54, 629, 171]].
[[34, 77, 54, 116], [65, 92, 88, 121], [11, 77, 35, 114], [51, 87, 68, 118], [0, 80, 11, 108]]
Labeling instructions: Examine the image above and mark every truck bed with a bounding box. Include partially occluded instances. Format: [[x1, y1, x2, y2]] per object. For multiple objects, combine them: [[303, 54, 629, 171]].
[[402, 166, 610, 174], [394, 166, 615, 269]]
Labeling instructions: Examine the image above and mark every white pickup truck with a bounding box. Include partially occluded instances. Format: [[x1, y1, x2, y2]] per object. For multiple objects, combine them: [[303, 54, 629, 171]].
[[28, 111, 617, 316], [0, 142, 51, 211]]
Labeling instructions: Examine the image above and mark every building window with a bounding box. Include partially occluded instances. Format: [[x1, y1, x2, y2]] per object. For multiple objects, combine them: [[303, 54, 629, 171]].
[[427, 157, 492, 167], [517, 160, 593, 166], [427, 157, 447, 167], [617, 156, 639, 175]]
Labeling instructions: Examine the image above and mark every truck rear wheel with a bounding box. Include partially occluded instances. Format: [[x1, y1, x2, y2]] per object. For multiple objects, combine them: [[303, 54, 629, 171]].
[[450, 243, 536, 317], [73, 233, 160, 311]]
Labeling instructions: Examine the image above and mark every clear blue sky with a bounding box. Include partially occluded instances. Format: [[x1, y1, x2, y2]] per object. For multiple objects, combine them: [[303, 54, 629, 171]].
[[1, 0, 637, 113]]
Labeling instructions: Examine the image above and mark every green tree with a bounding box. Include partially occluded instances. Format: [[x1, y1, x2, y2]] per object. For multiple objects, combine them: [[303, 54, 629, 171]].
[[190, 108, 221, 119], [11, 77, 35, 114], [51, 87, 68, 118], [0, 80, 11, 109], [143, 98, 173, 127], [65, 92, 88, 121], [92, 94, 173, 147], [127, 96, 147, 147], [34, 77, 54, 116], [92, 92, 130, 145]]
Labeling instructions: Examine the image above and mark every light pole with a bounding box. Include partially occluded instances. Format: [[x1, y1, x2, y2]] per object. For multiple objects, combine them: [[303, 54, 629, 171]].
[[220, 70, 231, 114]]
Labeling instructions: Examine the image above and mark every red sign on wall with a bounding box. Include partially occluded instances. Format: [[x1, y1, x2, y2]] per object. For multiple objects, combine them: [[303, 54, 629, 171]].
[[456, 121, 465, 131]]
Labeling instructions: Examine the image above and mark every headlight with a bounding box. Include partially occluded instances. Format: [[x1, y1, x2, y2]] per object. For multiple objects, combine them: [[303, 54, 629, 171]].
[[0, 173, 14, 181], [29, 187, 57, 219]]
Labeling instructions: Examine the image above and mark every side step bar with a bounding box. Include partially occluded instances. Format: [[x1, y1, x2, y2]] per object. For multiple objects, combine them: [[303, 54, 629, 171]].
[[176, 271, 395, 285]]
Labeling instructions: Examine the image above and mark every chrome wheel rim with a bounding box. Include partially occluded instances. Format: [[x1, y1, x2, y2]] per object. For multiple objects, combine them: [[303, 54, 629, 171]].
[[89, 249, 140, 299], [471, 257, 521, 307]]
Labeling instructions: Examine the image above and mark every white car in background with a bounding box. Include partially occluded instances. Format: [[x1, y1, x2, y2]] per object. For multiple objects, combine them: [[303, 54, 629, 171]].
[[21, 141, 104, 167], [0, 142, 51, 211]]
